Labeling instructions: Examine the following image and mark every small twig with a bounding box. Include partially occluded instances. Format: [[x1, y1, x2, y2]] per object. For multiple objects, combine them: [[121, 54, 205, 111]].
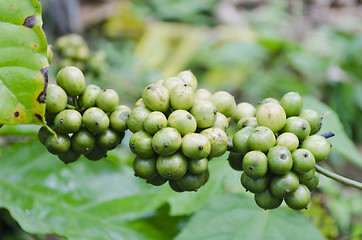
[[315, 164, 362, 191]]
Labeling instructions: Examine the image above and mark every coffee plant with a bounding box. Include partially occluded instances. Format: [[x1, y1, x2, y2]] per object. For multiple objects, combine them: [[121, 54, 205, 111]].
[[0, 1, 361, 239]]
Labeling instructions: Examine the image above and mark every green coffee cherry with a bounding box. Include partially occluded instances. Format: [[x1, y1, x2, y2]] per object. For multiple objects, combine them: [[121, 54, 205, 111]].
[[134, 98, 146, 108], [200, 128, 228, 158], [280, 92, 303, 117], [276, 132, 299, 152], [168, 110, 197, 136], [270, 171, 299, 198], [188, 158, 208, 175], [256, 102, 286, 133], [71, 128, 95, 154], [84, 145, 107, 161], [210, 91, 236, 118], [146, 174, 167, 186], [257, 97, 279, 107], [78, 84, 102, 109], [299, 109, 322, 135], [292, 149, 315, 173], [156, 152, 188, 180], [169, 180, 185, 192], [254, 189, 283, 210], [247, 126, 276, 153], [268, 145, 293, 175], [212, 112, 229, 131], [109, 105, 131, 132], [83, 107, 109, 134], [194, 88, 211, 101], [190, 100, 217, 129], [227, 152, 243, 171], [241, 172, 269, 193], [129, 131, 155, 158], [54, 109, 82, 134], [133, 156, 157, 179], [58, 149, 80, 164], [285, 184, 311, 210], [301, 135, 330, 162], [152, 127, 182, 156], [56, 66, 85, 97], [236, 117, 258, 130], [45, 133, 71, 155], [303, 174, 319, 191], [298, 168, 316, 182], [181, 133, 211, 160], [38, 126, 52, 145], [96, 128, 121, 150], [170, 83, 195, 110], [142, 84, 170, 112], [242, 151, 268, 179], [144, 111, 168, 135], [232, 127, 254, 155], [283, 116, 311, 141], [233, 102, 256, 123], [162, 76, 184, 92], [126, 107, 151, 133], [46, 84, 68, 114], [177, 70, 198, 91], [176, 172, 205, 191], [96, 89, 119, 112]]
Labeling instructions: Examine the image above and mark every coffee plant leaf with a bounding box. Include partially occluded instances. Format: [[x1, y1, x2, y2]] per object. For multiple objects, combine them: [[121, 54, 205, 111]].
[[175, 193, 326, 240], [0, 0, 49, 125], [0, 141, 176, 240]]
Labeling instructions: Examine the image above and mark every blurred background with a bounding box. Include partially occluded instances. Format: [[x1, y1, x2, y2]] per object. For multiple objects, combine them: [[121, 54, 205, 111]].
[[1, 0, 362, 239]]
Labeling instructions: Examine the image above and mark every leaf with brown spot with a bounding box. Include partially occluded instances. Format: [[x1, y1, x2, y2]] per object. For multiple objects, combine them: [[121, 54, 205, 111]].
[[0, 0, 49, 125]]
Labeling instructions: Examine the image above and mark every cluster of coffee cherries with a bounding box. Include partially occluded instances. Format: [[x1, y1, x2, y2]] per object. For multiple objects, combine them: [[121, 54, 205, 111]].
[[229, 92, 331, 210], [55, 34, 107, 75], [128, 70, 235, 192], [38, 66, 128, 163]]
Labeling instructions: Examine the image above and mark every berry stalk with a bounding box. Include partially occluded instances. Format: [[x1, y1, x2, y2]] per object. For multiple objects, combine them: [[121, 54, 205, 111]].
[[315, 164, 362, 190]]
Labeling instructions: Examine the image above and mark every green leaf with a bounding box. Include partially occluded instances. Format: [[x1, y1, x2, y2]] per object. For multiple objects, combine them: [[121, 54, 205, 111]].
[[0, 0, 48, 125], [0, 141, 175, 239], [175, 194, 326, 240], [303, 96, 362, 168]]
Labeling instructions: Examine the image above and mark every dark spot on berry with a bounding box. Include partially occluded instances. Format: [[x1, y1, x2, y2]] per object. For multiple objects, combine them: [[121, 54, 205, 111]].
[[199, 145, 203, 150], [127, 113, 130, 118], [187, 114, 192, 119], [95, 121, 100, 126], [305, 207, 308, 210], [167, 173, 172, 178], [23, 15, 36, 28], [280, 154, 286, 160], [184, 83, 187, 87], [147, 85, 151, 89], [301, 124, 307, 130], [213, 109, 217, 114], [60, 119, 64, 124], [157, 124, 163, 130], [164, 143, 169, 147], [248, 167, 253, 171], [131, 144, 135, 149], [303, 152, 308, 157], [242, 121, 247, 128], [14, 111, 19, 118]]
